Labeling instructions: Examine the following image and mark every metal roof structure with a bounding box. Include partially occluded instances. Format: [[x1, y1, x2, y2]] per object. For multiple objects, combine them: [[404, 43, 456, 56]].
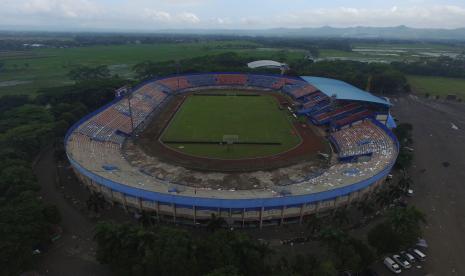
[[301, 76, 391, 106], [248, 60, 287, 69]]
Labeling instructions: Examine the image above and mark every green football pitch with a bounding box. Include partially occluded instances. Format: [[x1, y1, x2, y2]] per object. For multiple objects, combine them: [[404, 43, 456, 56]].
[[160, 93, 301, 159]]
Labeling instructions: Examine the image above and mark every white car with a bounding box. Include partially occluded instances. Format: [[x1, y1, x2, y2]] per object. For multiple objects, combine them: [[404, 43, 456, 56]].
[[411, 248, 427, 261], [393, 254, 411, 269], [384, 257, 402, 274], [400, 251, 416, 263]]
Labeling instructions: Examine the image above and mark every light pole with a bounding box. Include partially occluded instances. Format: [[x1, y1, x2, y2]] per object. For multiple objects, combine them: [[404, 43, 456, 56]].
[[175, 59, 181, 91], [126, 86, 135, 137]]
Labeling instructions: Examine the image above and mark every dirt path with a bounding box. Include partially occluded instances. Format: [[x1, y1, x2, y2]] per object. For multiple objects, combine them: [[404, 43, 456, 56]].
[[34, 148, 111, 276], [391, 96, 465, 276]]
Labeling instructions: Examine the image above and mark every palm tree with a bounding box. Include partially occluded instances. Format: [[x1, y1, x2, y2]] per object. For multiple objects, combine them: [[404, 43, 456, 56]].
[[388, 206, 426, 233], [375, 189, 392, 207], [357, 200, 375, 216], [306, 214, 323, 236], [319, 227, 348, 256], [332, 208, 350, 226], [398, 175, 413, 191], [207, 213, 226, 232], [388, 185, 404, 200]]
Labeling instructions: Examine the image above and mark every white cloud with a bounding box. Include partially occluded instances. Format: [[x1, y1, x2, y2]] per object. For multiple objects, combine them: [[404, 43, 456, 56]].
[[270, 5, 465, 28], [143, 9, 200, 24], [19, 0, 102, 19], [144, 9, 172, 22], [0, 1, 464, 30], [177, 12, 200, 24]]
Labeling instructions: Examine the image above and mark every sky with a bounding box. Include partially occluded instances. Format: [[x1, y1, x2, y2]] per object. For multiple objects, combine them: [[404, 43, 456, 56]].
[[1, 0, 465, 31]]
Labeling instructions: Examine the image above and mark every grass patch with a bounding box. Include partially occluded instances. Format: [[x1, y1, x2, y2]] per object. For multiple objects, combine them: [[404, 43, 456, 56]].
[[161, 92, 301, 159], [408, 75, 465, 99], [0, 42, 305, 96]]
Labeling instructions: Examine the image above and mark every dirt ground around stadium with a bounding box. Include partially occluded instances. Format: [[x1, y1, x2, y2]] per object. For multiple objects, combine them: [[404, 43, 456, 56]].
[[34, 95, 465, 276], [133, 91, 329, 173]]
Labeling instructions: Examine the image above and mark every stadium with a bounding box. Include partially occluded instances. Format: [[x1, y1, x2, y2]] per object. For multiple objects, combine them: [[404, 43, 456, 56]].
[[65, 73, 399, 228]]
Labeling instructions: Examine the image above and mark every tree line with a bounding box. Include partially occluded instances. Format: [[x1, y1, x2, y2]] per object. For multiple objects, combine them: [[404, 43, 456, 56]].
[[0, 70, 125, 275], [131, 51, 411, 95]]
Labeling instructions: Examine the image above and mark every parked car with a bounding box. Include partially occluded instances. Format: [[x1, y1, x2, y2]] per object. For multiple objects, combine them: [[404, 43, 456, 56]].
[[404, 146, 414, 152], [393, 254, 411, 269], [383, 257, 402, 274], [400, 251, 416, 263], [410, 248, 426, 261]]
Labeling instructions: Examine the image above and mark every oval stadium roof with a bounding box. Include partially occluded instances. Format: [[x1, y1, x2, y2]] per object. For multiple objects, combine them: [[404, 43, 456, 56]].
[[300, 76, 391, 106], [248, 60, 287, 69]]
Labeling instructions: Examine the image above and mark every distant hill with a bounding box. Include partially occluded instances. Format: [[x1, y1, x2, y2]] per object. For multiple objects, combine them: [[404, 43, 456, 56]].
[[1, 25, 465, 41], [157, 26, 465, 41]]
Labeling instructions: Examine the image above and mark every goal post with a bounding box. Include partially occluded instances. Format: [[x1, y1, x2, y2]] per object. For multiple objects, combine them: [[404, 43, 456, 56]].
[[223, 135, 239, 151], [223, 135, 239, 144]]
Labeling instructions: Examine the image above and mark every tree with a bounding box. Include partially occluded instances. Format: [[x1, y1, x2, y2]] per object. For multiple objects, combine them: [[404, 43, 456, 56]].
[[306, 214, 323, 236], [319, 228, 375, 272], [204, 265, 242, 276], [94, 223, 273, 276], [0, 193, 57, 275], [357, 199, 376, 216], [68, 65, 111, 82], [0, 165, 39, 199], [398, 175, 413, 191], [314, 260, 338, 276], [370, 69, 410, 95], [207, 213, 227, 232], [368, 206, 426, 254], [332, 208, 350, 227]]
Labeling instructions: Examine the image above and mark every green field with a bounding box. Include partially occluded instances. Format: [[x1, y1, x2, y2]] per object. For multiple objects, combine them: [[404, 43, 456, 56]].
[[161, 93, 301, 159], [321, 43, 464, 63], [408, 75, 465, 99], [0, 41, 305, 96]]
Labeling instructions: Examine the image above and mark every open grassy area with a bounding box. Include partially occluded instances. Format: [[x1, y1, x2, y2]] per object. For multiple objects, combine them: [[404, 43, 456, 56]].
[[0, 41, 305, 96], [408, 75, 465, 99], [161, 93, 301, 159]]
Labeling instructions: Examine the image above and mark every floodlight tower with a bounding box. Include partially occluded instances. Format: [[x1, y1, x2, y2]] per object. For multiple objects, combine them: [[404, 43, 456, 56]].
[[280, 64, 290, 75], [329, 94, 338, 132], [126, 86, 135, 136], [115, 85, 135, 136], [175, 59, 181, 92]]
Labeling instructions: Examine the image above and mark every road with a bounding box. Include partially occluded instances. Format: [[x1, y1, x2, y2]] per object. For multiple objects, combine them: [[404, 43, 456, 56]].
[[375, 95, 465, 276], [34, 148, 111, 276]]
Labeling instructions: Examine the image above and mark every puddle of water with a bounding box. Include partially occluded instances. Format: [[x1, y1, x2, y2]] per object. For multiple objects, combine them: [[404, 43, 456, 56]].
[[0, 80, 32, 87]]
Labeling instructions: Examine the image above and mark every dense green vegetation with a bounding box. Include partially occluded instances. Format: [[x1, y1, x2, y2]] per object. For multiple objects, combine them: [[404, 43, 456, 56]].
[[131, 51, 411, 96], [0, 72, 123, 275], [408, 75, 465, 99], [94, 223, 272, 276], [162, 94, 300, 159], [368, 206, 426, 254], [394, 55, 465, 78], [0, 42, 304, 96], [3, 34, 462, 96], [394, 123, 414, 170], [93, 220, 380, 276]]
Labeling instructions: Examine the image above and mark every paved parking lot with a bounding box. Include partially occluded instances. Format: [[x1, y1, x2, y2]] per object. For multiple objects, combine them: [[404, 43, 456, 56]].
[[374, 96, 465, 276]]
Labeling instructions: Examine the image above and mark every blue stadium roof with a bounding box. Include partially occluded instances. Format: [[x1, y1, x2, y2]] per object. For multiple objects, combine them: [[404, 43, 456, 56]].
[[301, 76, 391, 106]]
